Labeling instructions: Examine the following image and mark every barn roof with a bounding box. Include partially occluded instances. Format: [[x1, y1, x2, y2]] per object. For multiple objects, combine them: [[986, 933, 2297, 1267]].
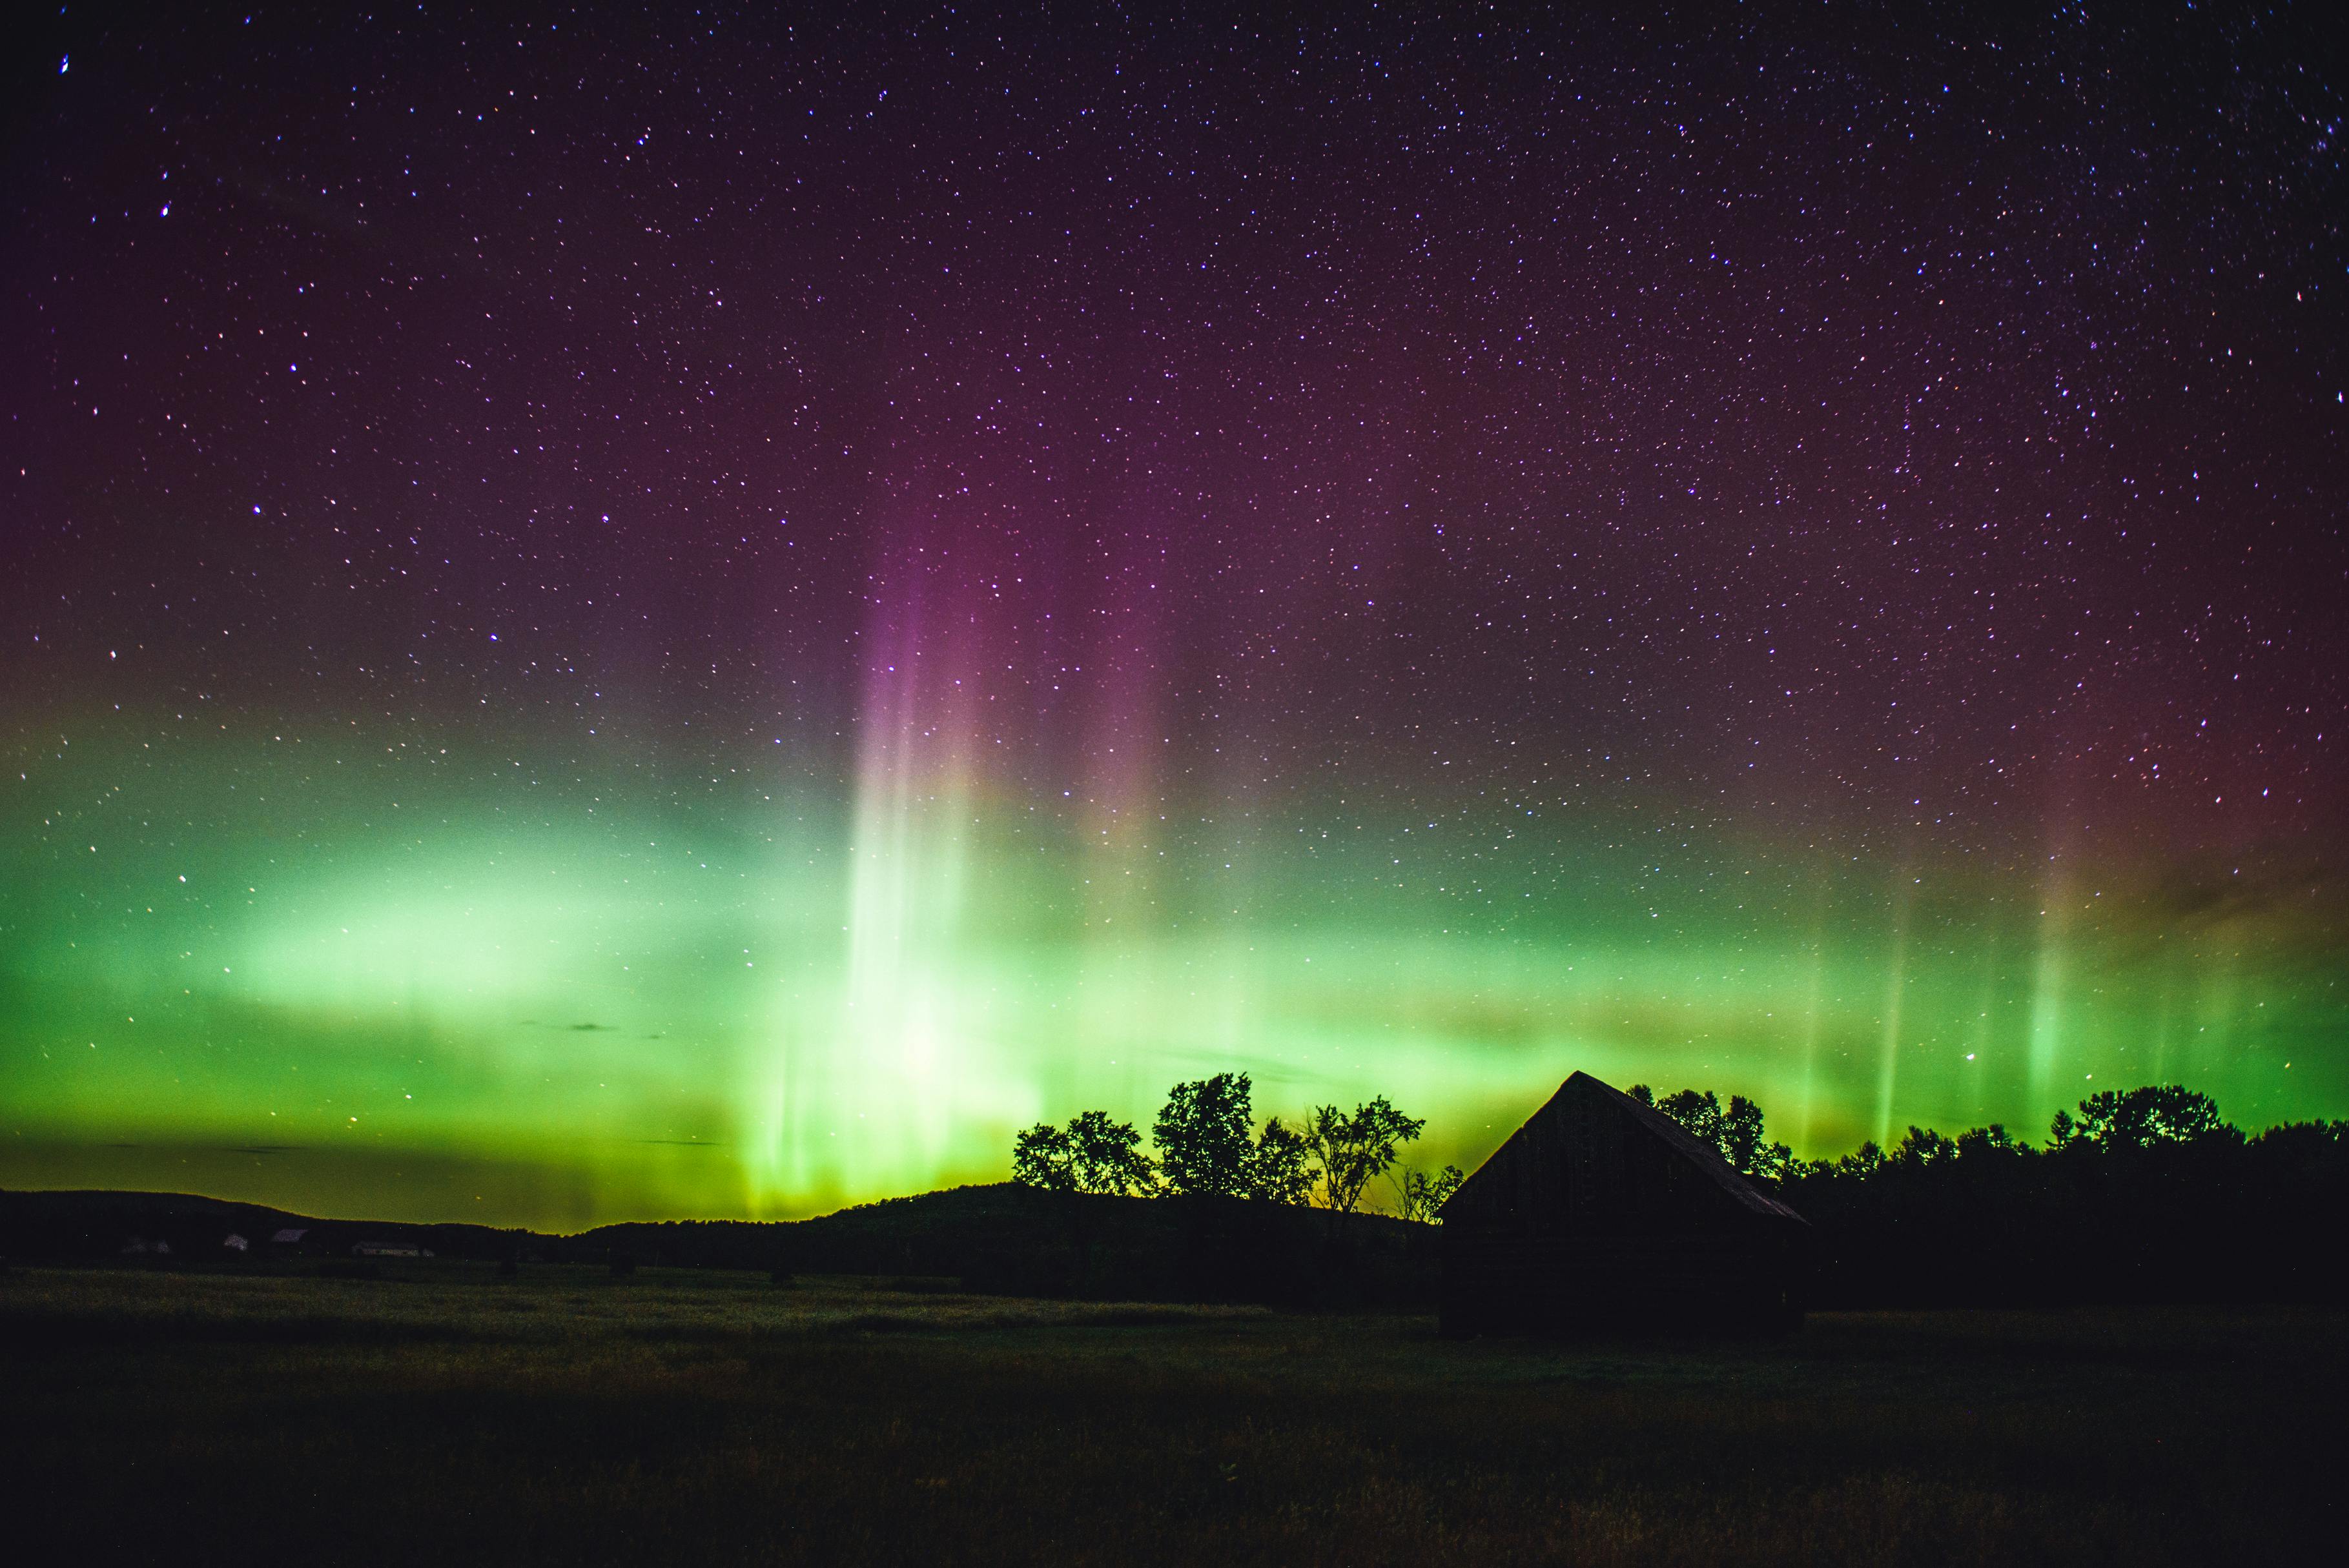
[[1442, 1070, 1808, 1225]]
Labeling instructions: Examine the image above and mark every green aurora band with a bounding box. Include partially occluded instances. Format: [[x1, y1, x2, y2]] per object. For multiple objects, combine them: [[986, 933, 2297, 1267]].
[[5, 713, 2340, 1230]]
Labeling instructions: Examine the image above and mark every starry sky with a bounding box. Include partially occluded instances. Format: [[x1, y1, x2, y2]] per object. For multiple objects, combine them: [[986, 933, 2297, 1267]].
[[3, 2, 2344, 1228]]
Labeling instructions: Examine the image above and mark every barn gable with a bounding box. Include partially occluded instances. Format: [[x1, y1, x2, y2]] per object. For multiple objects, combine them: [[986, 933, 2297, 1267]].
[[1439, 1071, 1809, 1335]]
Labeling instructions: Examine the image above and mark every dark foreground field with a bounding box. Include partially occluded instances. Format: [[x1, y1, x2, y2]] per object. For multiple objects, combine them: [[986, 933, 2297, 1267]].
[[4, 1266, 2339, 1565]]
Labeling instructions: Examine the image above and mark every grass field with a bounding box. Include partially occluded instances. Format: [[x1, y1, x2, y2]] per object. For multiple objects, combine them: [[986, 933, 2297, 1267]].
[[4, 1264, 2339, 1565]]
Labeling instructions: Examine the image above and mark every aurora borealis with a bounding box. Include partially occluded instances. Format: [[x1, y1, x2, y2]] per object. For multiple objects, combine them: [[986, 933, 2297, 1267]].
[[3, 4, 2344, 1228]]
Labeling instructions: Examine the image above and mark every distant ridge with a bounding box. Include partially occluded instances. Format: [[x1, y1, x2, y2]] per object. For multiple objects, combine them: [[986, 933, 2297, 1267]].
[[0, 1185, 1441, 1307], [0, 1188, 539, 1262]]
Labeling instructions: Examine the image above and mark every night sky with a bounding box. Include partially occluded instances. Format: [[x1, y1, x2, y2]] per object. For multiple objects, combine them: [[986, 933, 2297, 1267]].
[[5, 3, 2344, 1227]]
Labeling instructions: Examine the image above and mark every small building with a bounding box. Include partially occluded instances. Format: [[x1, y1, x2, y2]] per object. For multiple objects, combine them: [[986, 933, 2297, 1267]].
[[1439, 1071, 1809, 1336], [221, 1233, 250, 1253], [270, 1228, 309, 1247]]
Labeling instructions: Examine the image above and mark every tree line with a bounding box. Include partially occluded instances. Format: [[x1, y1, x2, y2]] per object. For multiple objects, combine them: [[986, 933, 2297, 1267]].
[[1630, 1079, 2349, 1305], [1623, 1079, 2335, 1186], [1012, 1072, 1465, 1223]]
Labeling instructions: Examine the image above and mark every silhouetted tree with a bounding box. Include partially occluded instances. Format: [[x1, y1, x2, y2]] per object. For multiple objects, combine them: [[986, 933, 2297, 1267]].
[[2063, 1085, 2231, 1152], [1894, 1126, 1959, 1166], [1632, 1084, 1798, 1182], [1390, 1163, 1465, 1223], [1154, 1074, 1261, 1197], [1067, 1110, 1158, 1196], [1654, 1088, 1725, 1148], [1011, 1122, 1077, 1192], [1249, 1115, 1315, 1205], [1012, 1111, 1156, 1196], [1956, 1123, 2023, 1159], [1828, 1140, 1887, 1179], [1302, 1097, 1424, 1223]]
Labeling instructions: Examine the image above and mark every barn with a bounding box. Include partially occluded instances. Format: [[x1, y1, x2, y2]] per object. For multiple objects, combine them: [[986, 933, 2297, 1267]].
[[1438, 1070, 1810, 1336]]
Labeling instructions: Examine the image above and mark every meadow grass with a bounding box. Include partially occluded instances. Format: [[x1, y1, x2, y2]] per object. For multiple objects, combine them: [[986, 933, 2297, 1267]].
[[4, 1263, 2337, 1565]]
